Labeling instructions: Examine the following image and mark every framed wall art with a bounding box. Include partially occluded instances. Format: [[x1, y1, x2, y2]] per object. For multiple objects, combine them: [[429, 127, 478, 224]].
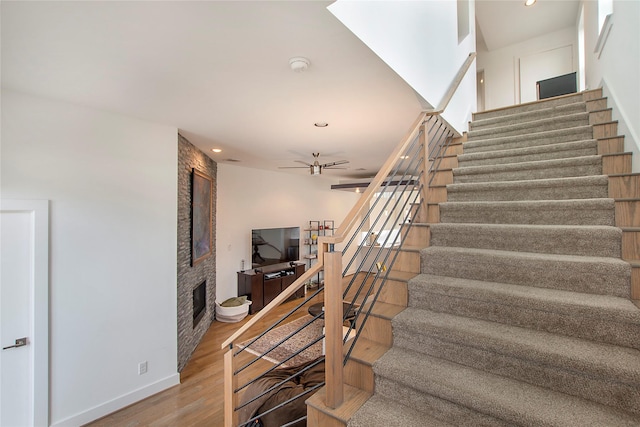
[[191, 168, 213, 266]]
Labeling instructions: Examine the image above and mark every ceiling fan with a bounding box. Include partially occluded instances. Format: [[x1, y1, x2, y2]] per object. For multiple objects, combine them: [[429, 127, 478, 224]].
[[279, 153, 349, 176]]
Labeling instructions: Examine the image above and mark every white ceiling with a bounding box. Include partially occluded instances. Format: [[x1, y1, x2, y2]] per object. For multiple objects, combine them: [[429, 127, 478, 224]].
[[476, 0, 580, 51], [1, 1, 580, 181]]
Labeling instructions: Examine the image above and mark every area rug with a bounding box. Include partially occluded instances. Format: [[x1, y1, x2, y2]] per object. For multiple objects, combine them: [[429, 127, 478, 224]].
[[238, 315, 324, 367]]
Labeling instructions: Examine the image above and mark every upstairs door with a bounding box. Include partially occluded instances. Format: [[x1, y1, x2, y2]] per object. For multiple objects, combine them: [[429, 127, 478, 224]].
[[0, 200, 49, 426]]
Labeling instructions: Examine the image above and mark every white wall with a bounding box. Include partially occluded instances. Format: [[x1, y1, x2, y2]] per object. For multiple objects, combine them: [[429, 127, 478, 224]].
[[582, 0, 640, 172], [216, 164, 360, 302], [1, 90, 179, 426], [477, 27, 577, 111], [328, 0, 477, 133]]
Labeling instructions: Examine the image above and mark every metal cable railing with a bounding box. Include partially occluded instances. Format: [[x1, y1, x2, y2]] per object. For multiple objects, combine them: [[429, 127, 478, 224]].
[[222, 112, 460, 427]]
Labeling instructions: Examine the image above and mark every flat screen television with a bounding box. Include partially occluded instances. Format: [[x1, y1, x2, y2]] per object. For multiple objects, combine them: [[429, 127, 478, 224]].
[[251, 227, 300, 268]]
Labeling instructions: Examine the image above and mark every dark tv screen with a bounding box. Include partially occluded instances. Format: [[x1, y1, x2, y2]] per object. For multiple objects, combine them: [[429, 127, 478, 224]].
[[251, 227, 300, 268]]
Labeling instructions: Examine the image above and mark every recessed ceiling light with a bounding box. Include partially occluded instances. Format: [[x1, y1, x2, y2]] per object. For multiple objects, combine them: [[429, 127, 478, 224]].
[[400, 156, 409, 159], [212, 148, 222, 153], [314, 122, 328, 128], [524, 0, 536, 6]]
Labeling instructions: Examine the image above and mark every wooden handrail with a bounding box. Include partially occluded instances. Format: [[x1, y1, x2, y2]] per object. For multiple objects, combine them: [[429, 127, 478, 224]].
[[425, 52, 476, 115], [221, 53, 476, 350], [221, 263, 323, 348], [223, 52, 476, 425], [325, 111, 427, 245]]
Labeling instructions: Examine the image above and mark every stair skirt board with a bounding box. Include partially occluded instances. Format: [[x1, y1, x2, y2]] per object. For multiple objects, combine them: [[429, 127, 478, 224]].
[[343, 91, 640, 427]]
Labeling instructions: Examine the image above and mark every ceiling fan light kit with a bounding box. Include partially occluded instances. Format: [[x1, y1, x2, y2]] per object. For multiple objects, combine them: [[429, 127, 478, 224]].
[[279, 152, 349, 176]]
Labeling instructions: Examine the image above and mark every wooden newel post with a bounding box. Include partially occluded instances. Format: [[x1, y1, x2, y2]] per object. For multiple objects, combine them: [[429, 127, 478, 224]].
[[224, 345, 238, 427], [324, 246, 344, 409]]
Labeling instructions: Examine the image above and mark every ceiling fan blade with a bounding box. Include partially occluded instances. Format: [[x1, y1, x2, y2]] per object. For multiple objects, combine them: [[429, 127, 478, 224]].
[[321, 160, 349, 168], [294, 160, 313, 166], [323, 167, 348, 169], [278, 166, 310, 169]]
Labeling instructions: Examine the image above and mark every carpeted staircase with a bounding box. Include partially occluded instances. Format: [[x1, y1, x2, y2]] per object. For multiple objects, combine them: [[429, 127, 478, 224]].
[[349, 92, 640, 426]]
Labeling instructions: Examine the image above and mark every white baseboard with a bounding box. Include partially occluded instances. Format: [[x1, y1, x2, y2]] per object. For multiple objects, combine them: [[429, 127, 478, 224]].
[[51, 374, 180, 427]]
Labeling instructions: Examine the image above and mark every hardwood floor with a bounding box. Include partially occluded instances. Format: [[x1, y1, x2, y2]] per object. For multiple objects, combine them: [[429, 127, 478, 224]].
[[85, 297, 313, 427]]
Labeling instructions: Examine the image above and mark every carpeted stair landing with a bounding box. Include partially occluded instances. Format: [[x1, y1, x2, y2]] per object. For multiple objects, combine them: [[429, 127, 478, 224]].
[[348, 92, 640, 426]]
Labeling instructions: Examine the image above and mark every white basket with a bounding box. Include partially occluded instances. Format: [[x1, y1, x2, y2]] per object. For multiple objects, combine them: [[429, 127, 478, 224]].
[[215, 300, 251, 323]]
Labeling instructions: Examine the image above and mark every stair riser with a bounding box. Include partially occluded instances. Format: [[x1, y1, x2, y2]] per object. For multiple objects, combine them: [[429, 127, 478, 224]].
[[599, 137, 626, 154], [307, 407, 346, 427], [590, 109, 613, 125], [609, 175, 640, 199], [468, 115, 590, 141], [429, 225, 621, 257], [470, 103, 587, 131], [453, 162, 602, 184], [356, 315, 393, 346], [616, 200, 640, 227], [426, 204, 440, 223], [623, 231, 640, 260], [389, 250, 420, 274], [427, 186, 447, 203], [440, 202, 615, 226], [464, 127, 593, 154], [374, 376, 511, 427], [447, 182, 608, 202], [401, 225, 429, 246], [458, 145, 597, 167], [586, 98, 608, 111], [603, 153, 633, 174], [393, 328, 640, 416], [376, 279, 408, 306], [408, 290, 640, 350], [473, 93, 594, 121], [429, 170, 453, 186], [420, 249, 630, 297], [594, 122, 618, 139], [429, 156, 458, 169], [344, 359, 374, 393]]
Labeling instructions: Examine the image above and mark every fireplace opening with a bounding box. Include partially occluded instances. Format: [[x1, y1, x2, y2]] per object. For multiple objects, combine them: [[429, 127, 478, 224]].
[[193, 281, 206, 328]]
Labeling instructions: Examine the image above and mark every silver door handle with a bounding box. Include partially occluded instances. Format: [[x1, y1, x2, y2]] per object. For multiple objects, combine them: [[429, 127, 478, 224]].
[[2, 337, 27, 350]]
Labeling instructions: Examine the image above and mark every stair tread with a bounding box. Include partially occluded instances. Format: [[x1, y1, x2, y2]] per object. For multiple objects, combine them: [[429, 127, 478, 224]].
[[454, 154, 601, 175], [346, 337, 389, 366], [468, 111, 589, 139], [428, 223, 622, 257], [375, 347, 640, 426], [473, 91, 597, 120], [441, 197, 614, 209], [360, 300, 405, 320], [349, 394, 454, 427], [386, 270, 417, 282], [394, 307, 640, 382], [458, 138, 597, 162], [471, 102, 587, 129], [448, 174, 608, 191], [422, 245, 629, 264], [409, 273, 640, 324], [464, 125, 592, 148]]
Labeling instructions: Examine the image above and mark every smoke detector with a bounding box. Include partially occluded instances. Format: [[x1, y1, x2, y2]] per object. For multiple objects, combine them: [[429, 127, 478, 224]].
[[289, 57, 310, 72]]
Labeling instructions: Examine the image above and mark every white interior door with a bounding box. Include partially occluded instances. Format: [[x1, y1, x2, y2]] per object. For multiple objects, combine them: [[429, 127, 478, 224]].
[[0, 200, 49, 427], [519, 45, 573, 103]]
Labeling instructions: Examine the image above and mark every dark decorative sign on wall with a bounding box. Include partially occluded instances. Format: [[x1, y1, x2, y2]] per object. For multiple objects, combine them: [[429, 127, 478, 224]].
[[191, 168, 213, 266]]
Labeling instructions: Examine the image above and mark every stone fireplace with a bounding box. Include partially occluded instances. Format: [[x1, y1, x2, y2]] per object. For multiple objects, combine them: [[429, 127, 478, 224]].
[[177, 134, 217, 372]]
